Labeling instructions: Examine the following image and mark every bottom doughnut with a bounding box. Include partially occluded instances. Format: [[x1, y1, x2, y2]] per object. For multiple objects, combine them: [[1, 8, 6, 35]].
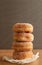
[[13, 51, 33, 60]]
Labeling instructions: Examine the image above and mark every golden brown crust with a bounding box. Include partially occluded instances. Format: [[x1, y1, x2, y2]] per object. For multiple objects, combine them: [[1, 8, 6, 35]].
[[12, 46, 33, 52], [13, 23, 33, 33], [12, 42, 33, 47], [12, 42, 33, 51], [13, 51, 33, 60], [13, 33, 34, 42]]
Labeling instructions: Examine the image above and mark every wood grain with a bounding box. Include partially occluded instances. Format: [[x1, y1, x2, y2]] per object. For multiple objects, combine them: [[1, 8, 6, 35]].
[[0, 49, 42, 65]]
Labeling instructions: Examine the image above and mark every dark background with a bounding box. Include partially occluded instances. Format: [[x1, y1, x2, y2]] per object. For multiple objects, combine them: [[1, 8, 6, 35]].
[[0, 0, 42, 49]]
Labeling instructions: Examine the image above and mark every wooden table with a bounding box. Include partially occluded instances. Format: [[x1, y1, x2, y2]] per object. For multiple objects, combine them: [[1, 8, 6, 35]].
[[0, 49, 42, 65]]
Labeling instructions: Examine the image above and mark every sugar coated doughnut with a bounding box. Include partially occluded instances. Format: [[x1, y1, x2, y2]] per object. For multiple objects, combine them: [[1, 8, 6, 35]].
[[13, 51, 33, 60], [12, 42, 33, 51], [13, 23, 33, 33], [13, 33, 34, 42]]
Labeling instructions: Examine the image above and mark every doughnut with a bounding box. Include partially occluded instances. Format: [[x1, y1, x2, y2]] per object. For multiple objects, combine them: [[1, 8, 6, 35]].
[[13, 23, 33, 33], [13, 33, 34, 42], [13, 51, 33, 60], [12, 46, 33, 52], [12, 42, 33, 51], [12, 42, 33, 47]]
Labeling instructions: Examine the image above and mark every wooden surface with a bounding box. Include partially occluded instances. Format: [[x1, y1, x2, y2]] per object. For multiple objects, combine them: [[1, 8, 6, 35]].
[[0, 49, 42, 65]]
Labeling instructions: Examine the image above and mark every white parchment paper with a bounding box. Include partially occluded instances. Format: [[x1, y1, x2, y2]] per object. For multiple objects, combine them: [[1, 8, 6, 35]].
[[2, 52, 39, 64]]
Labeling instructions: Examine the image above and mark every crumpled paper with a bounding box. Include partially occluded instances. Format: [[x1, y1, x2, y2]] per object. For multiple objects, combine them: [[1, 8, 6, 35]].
[[2, 52, 39, 64]]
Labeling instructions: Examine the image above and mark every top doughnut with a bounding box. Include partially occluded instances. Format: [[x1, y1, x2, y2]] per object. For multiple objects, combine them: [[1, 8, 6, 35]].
[[13, 23, 33, 33]]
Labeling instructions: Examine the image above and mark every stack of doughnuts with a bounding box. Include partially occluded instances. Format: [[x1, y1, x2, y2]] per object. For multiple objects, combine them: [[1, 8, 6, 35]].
[[12, 23, 34, 60]]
